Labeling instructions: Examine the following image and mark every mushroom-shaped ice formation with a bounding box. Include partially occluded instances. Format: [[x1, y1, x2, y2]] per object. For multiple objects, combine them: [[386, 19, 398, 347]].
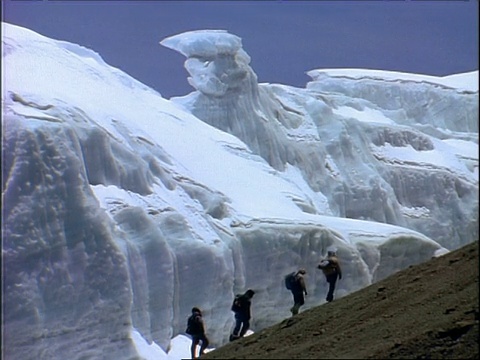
[[161, 30, 253, 96]]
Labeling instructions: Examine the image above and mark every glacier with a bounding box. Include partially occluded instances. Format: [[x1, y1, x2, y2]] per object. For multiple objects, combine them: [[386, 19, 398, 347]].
[[2, 23, 478, 360]]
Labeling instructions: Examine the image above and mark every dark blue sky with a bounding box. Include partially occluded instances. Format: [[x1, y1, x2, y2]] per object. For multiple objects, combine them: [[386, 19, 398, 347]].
[[2, 0, 478, 98]]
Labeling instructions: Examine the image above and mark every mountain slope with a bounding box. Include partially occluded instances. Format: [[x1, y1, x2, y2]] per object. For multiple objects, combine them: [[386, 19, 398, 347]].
[[204, 241, 479, 359]]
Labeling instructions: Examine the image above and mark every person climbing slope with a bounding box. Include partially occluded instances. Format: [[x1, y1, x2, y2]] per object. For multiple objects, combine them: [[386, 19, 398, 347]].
[[186, 307, 209, 359], [230, 289, 255, 341], [318, 248, 342, 302], [286, 269, 308, 315]]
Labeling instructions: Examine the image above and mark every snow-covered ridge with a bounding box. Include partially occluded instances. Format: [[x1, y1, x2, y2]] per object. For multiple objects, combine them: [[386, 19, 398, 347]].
[[2, 22, 106, 67], [2, 23, 478, 360], [307, 68, 479, 92]]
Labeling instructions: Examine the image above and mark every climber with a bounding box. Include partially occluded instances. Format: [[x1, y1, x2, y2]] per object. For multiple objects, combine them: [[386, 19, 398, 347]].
[[317, 247, 342, 302], [287, 269, 308, 315], [186, 307, 209, 359], [229, 289, 255, 341]]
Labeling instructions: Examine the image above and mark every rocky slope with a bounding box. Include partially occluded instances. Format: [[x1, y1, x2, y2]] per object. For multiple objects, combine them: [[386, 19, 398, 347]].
[[203, 241, 479, 359]]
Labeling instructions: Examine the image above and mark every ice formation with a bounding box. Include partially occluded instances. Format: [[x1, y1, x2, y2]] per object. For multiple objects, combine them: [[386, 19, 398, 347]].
[[2, 25, 478, 359]]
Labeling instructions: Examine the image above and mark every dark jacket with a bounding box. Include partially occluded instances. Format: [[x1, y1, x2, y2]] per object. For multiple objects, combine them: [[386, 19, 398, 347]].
[[188, 310, 205, 336], [233, 292, 252, 320]]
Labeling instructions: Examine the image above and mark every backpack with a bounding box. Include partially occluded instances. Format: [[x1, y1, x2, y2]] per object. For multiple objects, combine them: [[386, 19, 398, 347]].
[[186, 314, 202, 335], [231, 294, 242, 313], [321, 257, 339, 276], [284, 272, 297, 290]]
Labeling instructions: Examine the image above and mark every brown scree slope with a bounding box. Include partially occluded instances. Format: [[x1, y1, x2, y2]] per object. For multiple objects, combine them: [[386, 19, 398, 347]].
[[203, 241, 479, 359]]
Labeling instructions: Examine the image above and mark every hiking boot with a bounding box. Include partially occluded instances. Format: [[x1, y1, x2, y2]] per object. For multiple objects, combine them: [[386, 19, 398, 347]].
[[229, 334, 240, 342], [291, 304, 299, 315]]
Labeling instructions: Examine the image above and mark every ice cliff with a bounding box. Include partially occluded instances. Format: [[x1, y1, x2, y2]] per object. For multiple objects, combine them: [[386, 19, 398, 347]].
[[2, 24, 478, 359], [162, 30, 478, 251]]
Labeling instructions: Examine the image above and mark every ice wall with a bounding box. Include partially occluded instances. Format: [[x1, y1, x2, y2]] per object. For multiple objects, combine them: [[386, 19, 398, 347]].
[[306, 69, 479, 133], [2, 91, 448, 357], [2, 113, 137, 359], [164, 30, 478, 250]]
